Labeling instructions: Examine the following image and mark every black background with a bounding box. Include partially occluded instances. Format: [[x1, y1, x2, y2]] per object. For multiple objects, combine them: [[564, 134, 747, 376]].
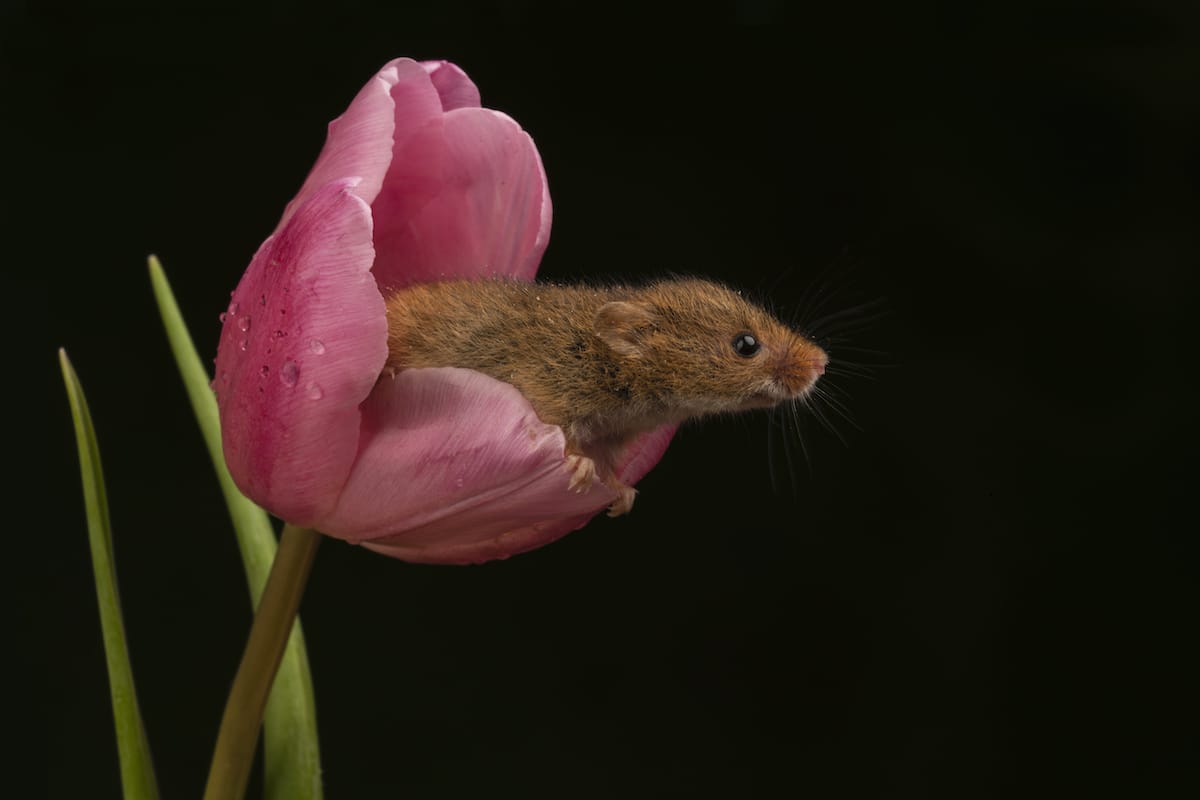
[[16, 0, 1197, 797]]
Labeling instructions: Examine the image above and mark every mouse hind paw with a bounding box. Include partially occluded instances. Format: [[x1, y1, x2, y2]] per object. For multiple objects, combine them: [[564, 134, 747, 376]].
[[563, 447, 637, 516], [605, 483, 637, 517]]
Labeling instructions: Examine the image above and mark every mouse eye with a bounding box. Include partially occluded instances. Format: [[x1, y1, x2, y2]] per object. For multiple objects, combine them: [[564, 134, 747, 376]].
[[732, 333, 760, 357]]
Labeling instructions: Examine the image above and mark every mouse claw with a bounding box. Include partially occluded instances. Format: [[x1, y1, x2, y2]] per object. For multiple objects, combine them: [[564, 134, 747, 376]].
[[606, 484, 637, 517], [564, 453, 597, 493]]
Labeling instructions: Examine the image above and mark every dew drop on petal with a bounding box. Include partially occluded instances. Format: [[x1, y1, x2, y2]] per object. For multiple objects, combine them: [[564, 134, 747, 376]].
[[259, 365, 269, 378], [259, 294, 267, 306], [239, 339, 248, 351], [218, 312, 227, 323], [279, 360, 299, 387], [305, 381, 324, 400], [308, 338, 326, 355], [239, 316, 252, 332], [454, 476, 465, 488], [229, 301, 240, 315]]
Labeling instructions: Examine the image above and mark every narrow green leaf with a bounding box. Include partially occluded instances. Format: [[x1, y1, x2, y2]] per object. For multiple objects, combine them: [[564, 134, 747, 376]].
[[147, 256, 323, 800], [60, 349, 161, 800]]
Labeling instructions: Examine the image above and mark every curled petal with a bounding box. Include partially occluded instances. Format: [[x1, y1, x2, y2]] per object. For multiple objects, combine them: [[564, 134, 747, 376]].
[[216, 178, 388, 526], [371, 107, 552, 290], [322, 368, 673, 564], [420, 60, 482, 111], [279, 59, 442, 227], [366, 423, 678, 566]]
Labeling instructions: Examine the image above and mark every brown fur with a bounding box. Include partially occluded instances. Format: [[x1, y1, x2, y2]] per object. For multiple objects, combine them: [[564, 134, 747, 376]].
[[384, 278, 827, 513]]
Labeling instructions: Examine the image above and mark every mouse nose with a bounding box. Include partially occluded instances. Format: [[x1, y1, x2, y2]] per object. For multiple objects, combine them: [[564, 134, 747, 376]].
[[777, 344, 828, 396], [811, 350, 828, 376]]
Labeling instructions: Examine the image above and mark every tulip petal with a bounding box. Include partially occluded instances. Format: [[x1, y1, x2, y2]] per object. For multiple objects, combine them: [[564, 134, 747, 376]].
[[279, 58, 442, 228], [216, 178, 388, 526], [317, 368, 668, 563], [420, 60, 482, 111], [367, 422, 678, 566], [321, 368, 674, 564], [324, 367, 608, 540], [370, 107, 552, 290]]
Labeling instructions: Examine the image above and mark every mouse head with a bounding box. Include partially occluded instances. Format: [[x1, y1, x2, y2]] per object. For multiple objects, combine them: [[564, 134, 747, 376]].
[[593, 279, 828, 415]]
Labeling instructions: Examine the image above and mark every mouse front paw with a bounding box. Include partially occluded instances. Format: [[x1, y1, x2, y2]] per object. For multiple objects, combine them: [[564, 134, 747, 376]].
[[606, 483, 637, 517], [564, 453, 597, 493]]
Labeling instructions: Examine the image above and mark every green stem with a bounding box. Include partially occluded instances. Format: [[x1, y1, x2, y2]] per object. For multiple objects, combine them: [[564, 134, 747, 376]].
[[203, 524, 321, 800]]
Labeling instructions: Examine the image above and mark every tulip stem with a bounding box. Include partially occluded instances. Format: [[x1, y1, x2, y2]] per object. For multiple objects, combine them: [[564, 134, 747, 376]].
[[203, 524, 321, 800]]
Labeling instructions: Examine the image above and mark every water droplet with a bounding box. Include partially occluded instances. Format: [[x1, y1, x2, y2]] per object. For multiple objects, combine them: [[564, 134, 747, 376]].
[[454, 476, 465, 489], [273, 329, 287, 338], [220, 371, 228, 383], [238, 316, 252, 332], [228, 301, 240, 315], [218, 312, 227, 323], [305, 381, 324, 400], [259, 294, 267, 306], [279, 360, 299, 387], [239, 339, 248, 351], [308, 338, 326, 355], [259, 365, 270, 378]]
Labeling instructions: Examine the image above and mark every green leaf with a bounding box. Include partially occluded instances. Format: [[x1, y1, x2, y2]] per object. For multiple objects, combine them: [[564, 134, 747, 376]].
[[147, 256, 323, 800], [60, 349, 161, 800]]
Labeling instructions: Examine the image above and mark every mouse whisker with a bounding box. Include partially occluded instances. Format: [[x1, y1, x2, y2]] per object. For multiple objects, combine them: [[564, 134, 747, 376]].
[[767, 408, 806, 494], [821, 343, 892, 358], [824, 362, 880, 380], [804, 298, 890, 340], [800, 394, 844, 445], [766, 408, 781, 494], [787, 248, 865, 332], [785, 401, 814, 478], [811, 384, 861, 432]]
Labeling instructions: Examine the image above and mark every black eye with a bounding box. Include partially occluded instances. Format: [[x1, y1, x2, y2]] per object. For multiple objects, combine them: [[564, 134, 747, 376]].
[[732, 332, 760, 357]]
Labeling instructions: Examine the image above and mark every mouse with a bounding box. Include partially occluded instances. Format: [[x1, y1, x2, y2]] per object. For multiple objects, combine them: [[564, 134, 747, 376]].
[[384, 277, 828, 516]]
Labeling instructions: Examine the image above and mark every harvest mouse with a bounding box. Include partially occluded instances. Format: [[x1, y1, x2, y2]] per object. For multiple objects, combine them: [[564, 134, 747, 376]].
[[384, 278, 828, 516]]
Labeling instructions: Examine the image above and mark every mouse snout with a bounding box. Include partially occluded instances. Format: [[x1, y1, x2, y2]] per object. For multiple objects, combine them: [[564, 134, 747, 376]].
[[776, 343, 828, 397], [811, 349, 828, 376]]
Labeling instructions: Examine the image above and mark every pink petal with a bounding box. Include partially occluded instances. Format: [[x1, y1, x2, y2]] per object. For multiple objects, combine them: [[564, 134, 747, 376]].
[[323, 367, 611, 540], [215, 178, 388, 526], [322, 368, 673, 564], [367, 423, 678, 566], [420, 60, 482, 111], [370, 107, 552, 291], [612, 423, 678, 486], [278, 58, 442, 229]]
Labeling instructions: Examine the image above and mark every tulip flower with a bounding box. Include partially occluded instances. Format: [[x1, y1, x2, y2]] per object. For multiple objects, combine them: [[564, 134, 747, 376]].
[[213, 58, 675, 564]]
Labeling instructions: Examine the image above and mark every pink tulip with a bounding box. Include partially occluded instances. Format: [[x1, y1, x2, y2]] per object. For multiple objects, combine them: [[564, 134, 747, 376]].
[[213, 58, 675, 564]]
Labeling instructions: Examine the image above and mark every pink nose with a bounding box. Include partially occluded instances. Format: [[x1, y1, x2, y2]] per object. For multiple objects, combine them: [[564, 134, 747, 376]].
[[811, 351, 829, 376]]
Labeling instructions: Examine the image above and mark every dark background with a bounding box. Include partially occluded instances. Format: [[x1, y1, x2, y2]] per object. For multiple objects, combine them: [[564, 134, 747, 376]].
[[15, 0, 1197, 796]]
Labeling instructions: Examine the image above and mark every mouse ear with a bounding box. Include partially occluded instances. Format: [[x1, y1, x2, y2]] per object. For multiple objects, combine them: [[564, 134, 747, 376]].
[[594, 301, 659, 357]]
